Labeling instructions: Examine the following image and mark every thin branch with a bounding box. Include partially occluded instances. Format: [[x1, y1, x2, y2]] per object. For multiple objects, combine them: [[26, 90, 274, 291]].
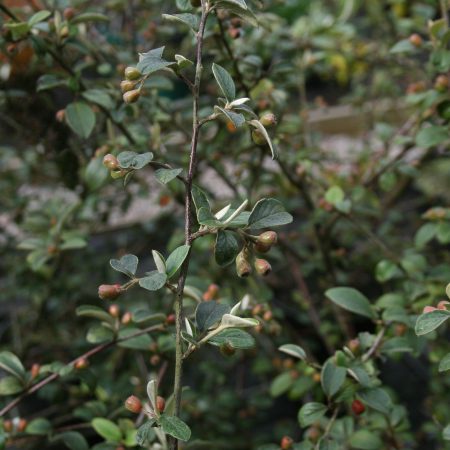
[[362, 325, 387, 362]]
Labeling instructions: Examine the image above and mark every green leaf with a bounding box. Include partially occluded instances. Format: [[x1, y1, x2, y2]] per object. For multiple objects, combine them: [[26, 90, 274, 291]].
[[152, 250, 166, 274], [279, 344, 307, 361], [325, 186, 344, 205], [212, 63, 236, 101], [215, 1, 258, 26], [36, 74, 68, 92], [439, 353, 450, 372], [375, 260, 401, 283], [28, 10, 51, 27], [192, 185, 210, 213], [110, 254, 139, 277], [214, 106, 245, 128], [357, 388, 392, 415], [76, 305, 115, 326], [196, 301, 230, 332], [215, 230, 240, 266], [298, 402, 327, 427], [155, 168, 183, 184], [248, 198, 293, 229], [159, 414, 191, 442], [325, 287, 375, 319], [117, 151, 153, 170], [118, 327, 153, 350], [71, 13, 110, 24], [0, 351, 26, 380], [166, 245, 190, 278], [82, 89, 115, 110], [137, 47, 173, 76], [416, 126, 448, 149], [248, 119, 278, 159], [0, 376, 24, 395], [208, 328, 255, 348], [65, 102, 96, 139], [270, 372, 294, 397], [56, 431, 89, 450], [444, 424, 450, 441], [415, 223, 437, 248], [4, 22, 30, 40], [162, 13, 199, 30], [132, 310, 166, 324], [390, 39, 415, 53], [221, 0, 248, 8], [136, 421, 156, 446], [197, 207, 222, 227], [91, 418, 122, 443], [139, 271, 168, 291], [86, 325, 114, 344], [415, 309, 450, 335], [321, 360, 346, 398], [84, 157, 109, 191], [25, 418, 52, 435], [349, 430, 382, 450]]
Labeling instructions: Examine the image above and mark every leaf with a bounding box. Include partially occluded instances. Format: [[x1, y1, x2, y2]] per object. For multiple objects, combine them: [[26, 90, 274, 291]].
[[215, 230, 240, 266], [36, 74, 68, 92], [25, 418, 52, 435], [139, 271, 168, 291], [117, 151, 153, 170], [321, 360, 346, 397], [4, 22, 30, 40], [166, 245, 190, 278], [159, 414, 191, 442], [152, 250, 166, 274], [414, 223, 437, 248], [416, 126, 448, 149], [71, 13, 110, 24], [220, 0, 248, 9], [349, 430, 382, 450], [215, 1, 258, 26], [132, 310, 166, 324], [65, 102, 96, 139], [248, 198, 293, 229], [325, 287, 375, 319], [0, 376, 23, 395], [212, 63, 236, 101], [196, 301, 230, 332], [110, 254, 139, 277], [118, 327, 153, 350], [76, 305, 115, 326], [82, 89, 115, 110], [444, 424, 450, 441], [439, 353, 450, 372], [214, 106, 246, 128], [155, 168, 183, 184], [270, 372, 294, 397], [162, 13, 199, 30], [208, 328, 255, 348], [136, 421, 156, 446], [28, 10, 51, 27], [357, 388, 392, 415], [197, 207, 222, 227], [248, 119, 278, 159], [220, 314, 259, 328], [0, 351, 26, 380], [325, 186, 344, 204], [298, 402, 327, 427], [147, 379, 158, 411], [415, 309, 450, 335], [390, 39, 415, 54], [86, 325, 114, 344], [279, 344, 307, 361], [91, 418, 122, 443], [192, 185, 210, 213], [137, 47, 173, 76], [56, 431, 89, 450]]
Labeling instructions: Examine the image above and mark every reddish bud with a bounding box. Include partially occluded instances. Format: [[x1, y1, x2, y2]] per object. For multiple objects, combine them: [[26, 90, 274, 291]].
[[159, 195, 171, 207], [289, 369, 300, 380], [423, 306, 438, 314], [228, 27, 241, 39], [55, 109, 65, 122], [63, 7, 75, 20], [254, 241, 271, 253], [98, 284, 122, 300], [258, 231, 277, 246], [125, 395, 142, 413], [409, 33, 423, 47], [156, 396, 166, 413], [17, 418, 27, 433], [103, 154, 119, 170], [226, 121, 237, 133], [259, 112, 277, 128], [166, 314, 176, 325], [281, 436, 294, 450], [394, 324, 407, 336], [437, 300, 450, 310], [263, 310, 273, 321], [3, 420, 12, 432], [307, 426, 320, 442], [30, 363, 40, 379], [202, 290, 213, 301], [312, 372, 321, 383], [255, 258, 272, 276], [283, 358, 295, 369], [121, 312, 132, 325], [435, 75, 449, 92], [75, 358, 88, 370], [109, 304, 120, 318], [124, 66, 142, 81], [351, 399, 365, 415], [348, 338, 360, 353], [252, 304, 264, 316]]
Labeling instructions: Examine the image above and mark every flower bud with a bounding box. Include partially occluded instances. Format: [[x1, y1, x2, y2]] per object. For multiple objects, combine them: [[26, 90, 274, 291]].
[[281, 436, 293, 450], [423, 305, 438, 313], [30, 363, 40, 379], [156, 396, 166, 413], [75, 357, 88, 370], [150, 354, 161, 366], [254, 258, 272, 276], [17, 418, 27, 433], [259, 112, 277, 128], [109, 304, 120, 318], [437, 300, 450, 310], [394, 323, 407, 336], [226, 121, 237, 133], [220, 342, 236, 356], [121, 312, 132, 325], [312, 372, 321, 383], [63, 7, 75, 20], [3, 420, 12, 432], [125, 395, 142, 413], [435, 75, 449, 92], [55, 109, 65, 122], [254, 241, 271, 253], [98, 284, 122, 300], [103, 154, 119, 170], [124, 66, 142, 81], [228, 27, 241, 39], [263, 310, 273, 321], [251, 130, 266, 146], [409, 33, 423, 47], [258, 231, 277, 246], [120, 80, 136, 93], [252, 304, 264, 316], [351, 399, 365, 415], [348, 338, 360, 353], [123, 89, 141, 104], [166, 313, 176, 325], [236, 250, 252, 278]]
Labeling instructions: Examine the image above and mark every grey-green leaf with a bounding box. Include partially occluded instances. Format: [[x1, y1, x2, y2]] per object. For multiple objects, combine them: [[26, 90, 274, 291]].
[[0, 351, 26, 380], [166, 245, 190, 278], [139, 271, 167, 291], [65, 102, 96, 139], [76, 305, 115, 326], [162, 13, 199, 30], [215, 230, 240, 266], [196, 301, 230, 332], [56, 431, 89, 450], [248, 198, 293, 229], [321, 360, 346, 397], [325, 287, 375, 319], [117, 151, 153, 170], [159, 414, 191, 442], [357, 388, 392, 415], [349, 430, 383, 450], [212, 63, 236, 101], [137, 47, 173, 75], [415, 309, 450, 335], [248, 119, 278, 159], [298, 402, 327, 427], [91, 418, 122, 443], [136, 421, 156, 446], [110, 254, 139, 277], [279, 344, 307, 361], [155, 168, 183, 184], [208, 328, 255, 348]]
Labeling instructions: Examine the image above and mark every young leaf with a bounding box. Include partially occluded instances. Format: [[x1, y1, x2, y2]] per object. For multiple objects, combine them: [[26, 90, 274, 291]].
[[155, 168, 183, 184], [248, 198, 293, 229], [91, 418, 122, 443], [215, 230, 240, 266], [139, 271, 168, 291], [208, 328, 255, 348], [248, 119, 278, 159], [325, 287, 375, 319], [415, 309, 450, 335], [196, 301, 230, 332], [166, 245, 190, 278], [65, 102, 96, 139], [321, 359, 346, 397], [152, 250, 166, 274], [214, 106, 245, 128], [147, 379, 158, 411], [279, 344, 307, 361], [298, 402, 327, 427], [159, 414, 191, 442], [212, 63, 236, 101], [0, 351, 26, 380], [220, 314, 259, 328], [110, 254, 139, 277]]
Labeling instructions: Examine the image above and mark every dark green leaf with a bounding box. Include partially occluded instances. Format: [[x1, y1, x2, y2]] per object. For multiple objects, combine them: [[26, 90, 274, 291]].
[[159, 414, 191, 442], [25, 418, 51, 435], [270, 372, 294, 397], [212, 63, 236, 101], [196, 301, 230, 332], [192, 185, 210, 213], [357, 388, 392, 415], [82, 89, 114, 110], [439, 353, 450, 372], [0, 376, 23, 395], [248, 198, 293, 229], [65, 102, 95, 139], [56, 431, 89, 450], [325, 287, 375, 319], [416, 126, 448, 149], [415, 309, 450, 335], [298, 402, 327, 427], [137, 47, 173, 75], [110, 254, 139, 277], [349, 430, 382, 450], [71, 13, 110, 24], [166, 245, 190, 278], [36, 74, 68, 92], [76, 305, 115, 325], [0, 351, 26, 380], [215, 230, 240, 266], [28, 11, 51, 27], [118, 328, 152, 349], [321, 360, 346, 397], [86, 325, 114, 344]]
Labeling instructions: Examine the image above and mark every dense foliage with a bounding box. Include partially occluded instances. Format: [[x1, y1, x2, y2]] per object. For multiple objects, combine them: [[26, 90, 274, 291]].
[[0, 0, 450, 449]]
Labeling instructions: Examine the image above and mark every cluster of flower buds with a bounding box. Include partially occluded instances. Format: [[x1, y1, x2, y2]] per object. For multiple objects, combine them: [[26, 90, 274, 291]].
[[98, 283, 122, 300], [203, 283, 219, 301], [251, 112, 277, 146], [2, 418, 27, 434], [120, 66, 143, 104]]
